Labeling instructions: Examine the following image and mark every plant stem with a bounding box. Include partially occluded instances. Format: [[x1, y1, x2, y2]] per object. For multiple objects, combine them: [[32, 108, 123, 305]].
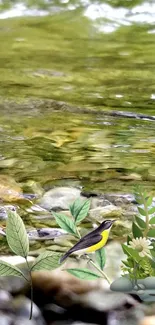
[[74, 226, 111, 284], [133, 261, 138, 286], [25, 258, 33, 320], [88, 257, 111, 284], [143, 194, 149, 237], [76, 227, 81, 239]]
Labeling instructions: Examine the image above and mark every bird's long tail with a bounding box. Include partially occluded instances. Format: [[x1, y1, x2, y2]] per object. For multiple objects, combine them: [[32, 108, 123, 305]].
[[60, 247, 74, 263]]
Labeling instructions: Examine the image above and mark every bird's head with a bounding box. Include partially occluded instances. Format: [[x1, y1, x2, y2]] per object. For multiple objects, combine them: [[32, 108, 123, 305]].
[[100, 219, 116, 230]]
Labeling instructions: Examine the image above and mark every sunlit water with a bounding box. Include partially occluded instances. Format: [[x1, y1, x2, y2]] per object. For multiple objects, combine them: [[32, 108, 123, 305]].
[[0, 0, 155, 194]]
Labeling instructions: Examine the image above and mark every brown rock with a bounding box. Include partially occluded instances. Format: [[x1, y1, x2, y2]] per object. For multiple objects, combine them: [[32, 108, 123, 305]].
[[0, 175, 23, 202], [28, 270, 103, 306]]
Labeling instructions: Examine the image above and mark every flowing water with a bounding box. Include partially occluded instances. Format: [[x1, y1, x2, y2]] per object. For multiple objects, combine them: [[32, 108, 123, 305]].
[[0, 0, 155, 195]]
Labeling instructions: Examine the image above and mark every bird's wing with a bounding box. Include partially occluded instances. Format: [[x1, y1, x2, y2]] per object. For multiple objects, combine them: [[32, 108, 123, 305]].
[[60, 233, 102, 263], [69, 233, 102, 253]]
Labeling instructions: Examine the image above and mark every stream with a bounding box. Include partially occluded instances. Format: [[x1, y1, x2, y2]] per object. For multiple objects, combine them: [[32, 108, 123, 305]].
[[0, 0, 155, 272]]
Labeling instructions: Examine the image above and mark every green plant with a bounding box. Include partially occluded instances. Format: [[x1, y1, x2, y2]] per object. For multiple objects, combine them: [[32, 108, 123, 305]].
[[0, 209, 62, 319], [121, 186, 155, 281], [53, 198, 111, 283]]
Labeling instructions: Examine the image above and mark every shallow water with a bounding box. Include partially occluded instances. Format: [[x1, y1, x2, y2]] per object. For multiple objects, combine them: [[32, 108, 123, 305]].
[[0, 0, 155, 195]]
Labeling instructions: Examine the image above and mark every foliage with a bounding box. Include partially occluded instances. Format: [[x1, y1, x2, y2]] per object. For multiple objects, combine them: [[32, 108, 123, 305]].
[[2, 199, 111, 318], [66, 268, 101, 280], [121, 186, 155, 280], [3, 187, 155, 320], [0, 209, 62, 319], [53, 198, 110, 282]]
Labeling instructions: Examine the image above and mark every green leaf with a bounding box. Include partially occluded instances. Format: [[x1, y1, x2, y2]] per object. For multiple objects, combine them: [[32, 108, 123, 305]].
[[53, 212, 76, 235], [149, 207, 155, 215], [6, 210, 29, 258], [127, 235, 132, 245], [136, 197, 143, 205], [66, 268, 101, 280], [149, 217, 155, 224], [122, 244, 141, 263], [95, 247, 106, 270], [0, 260, 26, 278], [31, 252, 62, 271], [135, 216, 146, 229], [147, 229, 155, 238], [138, 207, 146, 216], [122, 260, 130, 267], [69, 199, 90, 224], [132, 222, 143, 238], [147, 196, 153, 206]]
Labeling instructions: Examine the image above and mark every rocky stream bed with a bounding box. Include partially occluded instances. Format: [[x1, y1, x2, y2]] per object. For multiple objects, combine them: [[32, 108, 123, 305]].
[[0, 183, 154, 325]]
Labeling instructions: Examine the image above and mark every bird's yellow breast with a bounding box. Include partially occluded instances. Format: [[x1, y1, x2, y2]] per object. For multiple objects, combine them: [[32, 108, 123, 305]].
[[86, 229, 110, 253]]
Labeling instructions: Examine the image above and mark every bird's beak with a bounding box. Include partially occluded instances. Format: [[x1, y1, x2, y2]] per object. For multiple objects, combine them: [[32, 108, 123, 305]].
[[112, 219, 117, 224]]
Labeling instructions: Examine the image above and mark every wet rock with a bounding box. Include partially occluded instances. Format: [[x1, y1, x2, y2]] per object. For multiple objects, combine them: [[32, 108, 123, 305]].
[[0, 256, 35, 269], [28, 228, 66, 241], [79, 290, 137, 311], [90, 197, 112, 208], [104, 241, 125, 280], [26, 205, 50, 215], [103, 193, 136, 206], [0, 289, 12, 305], [110, 277, 133, 292], [43, 303, 67, 322], [13, 318, 39, 325], [89, 206, 122, 222], [57, 291, 142, 325], [39, 187, 85, 211], [142, 277, 155, 289], [25, 270, 102, 307], [0, 275, 26, 295], [0, 205, 16, 220], [13, 296, 44, 322], [0, 175, 23, 202], [0, 313, 14, 325]]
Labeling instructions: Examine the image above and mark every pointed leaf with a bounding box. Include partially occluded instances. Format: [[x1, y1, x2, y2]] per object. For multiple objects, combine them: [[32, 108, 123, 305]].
[[0, 260, 26, 278], [69, 198, 81, 218], [122, 244, 141, 263], [66, 268, 101, 280], [69, 199, 90, 224], [122, 260, 130, 267], [132, 222, 143, 238], [53, 212, 76, 235], [135, 216, 146, 229], [122, 260, 133, 268], [136, 197, 143, 205], [147, 229, 155, 238], [138, 207, 146, 216], [149, 207, 155, 215], [6, 210, 29, 258], [127, 235, 132, 245], [149, 217, 155, 224], [95, 247, 106, 270], [31, 252, 62, 271], [147, 196, 153, 207]]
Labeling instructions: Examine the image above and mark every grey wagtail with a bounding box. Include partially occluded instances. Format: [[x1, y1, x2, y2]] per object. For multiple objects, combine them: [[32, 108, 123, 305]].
[[60, 219, 116, 263]]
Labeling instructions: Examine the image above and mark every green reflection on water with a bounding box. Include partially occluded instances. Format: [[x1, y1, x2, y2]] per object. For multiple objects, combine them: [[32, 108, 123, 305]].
[[0, 2, 154, 194], [0, 110, 155, 194], [0, 1, 155, 257], [0, 12, 155, 112]]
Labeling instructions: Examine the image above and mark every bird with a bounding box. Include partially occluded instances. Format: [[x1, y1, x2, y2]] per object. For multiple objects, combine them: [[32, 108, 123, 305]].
[[60, 219, 116, 263]]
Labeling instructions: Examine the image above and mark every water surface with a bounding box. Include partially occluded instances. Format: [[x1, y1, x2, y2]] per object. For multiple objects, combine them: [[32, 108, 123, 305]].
[[0, 0, 155, 194]]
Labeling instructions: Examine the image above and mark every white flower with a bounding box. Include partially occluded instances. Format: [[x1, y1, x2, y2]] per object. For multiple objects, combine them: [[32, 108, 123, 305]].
[[129, 237, 153, 258]]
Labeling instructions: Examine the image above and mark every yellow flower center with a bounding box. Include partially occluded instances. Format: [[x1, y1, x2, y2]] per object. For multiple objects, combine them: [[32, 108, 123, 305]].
[[136, 244, 143, 252]]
